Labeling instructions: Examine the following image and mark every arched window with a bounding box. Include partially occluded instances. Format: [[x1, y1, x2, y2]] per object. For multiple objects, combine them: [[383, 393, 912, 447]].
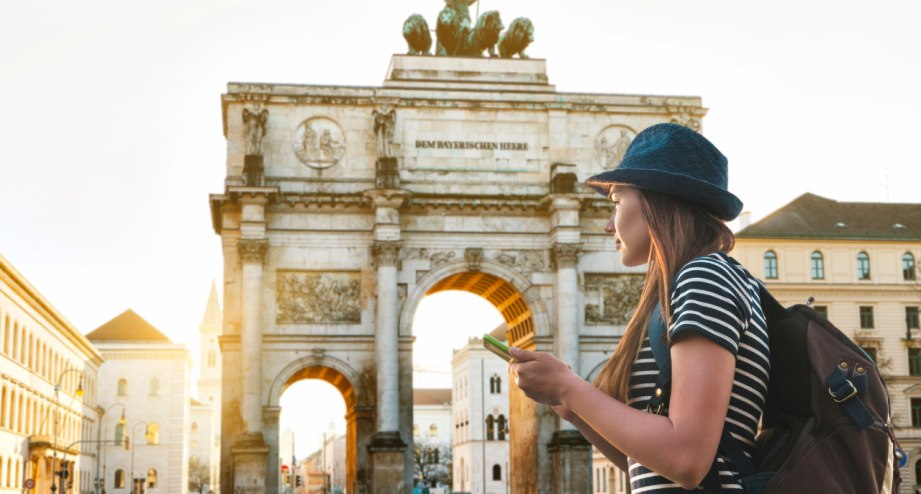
[[764, 251, 778, 279], [147, 468, 158, 488], [114, 423, 125, 444], [497, 414, 507, 441], [149, 378, 159, 396], [493, 375, 502, 394], [904, 252, 916, 281], [147, 423, 160, 445], [208, 350, 216, 367], [429, 423, 437, 436], [857, 252, 871, 280], [114, 469, 125, 488], [191, 422, 198, 432], [485, 415, 495, 441], [117, 378, 128, 396], [811, 251, 825, 280], [492, 464, 502, 481]]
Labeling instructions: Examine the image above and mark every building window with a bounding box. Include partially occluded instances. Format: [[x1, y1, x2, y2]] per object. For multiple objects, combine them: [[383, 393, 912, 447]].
[[147, 468, 158, 488], [208, 350, 216, 367], [429, 423, 437, 436], [114, 469, 125, 488], [497, 414, 507, 440], [485, 415, 495, 441], [489, 375, 502, 394], [114, 423, 125, 444], [413, 424, 419, 437], [910, 349, 921, 376], [859, 306, 874, 329], [904, 253, 917, 281], [813, 305, 829, 318], [912, 398, 921, 427], [764, 251, 778, 279], [907, 307, 920, 330], [492, 464, 502, 481], [149, 378, 159, 396], [147, 423, 160, 445], [191, 422, 198, 432], [117, 378, 128, 396], [810, 251, 825, 280], [861, 347, 877, 363], [857, 252, 871, 280]]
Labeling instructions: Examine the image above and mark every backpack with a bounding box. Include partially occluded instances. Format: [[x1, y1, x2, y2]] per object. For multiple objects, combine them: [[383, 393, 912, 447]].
[[645, 284, 905, 493]]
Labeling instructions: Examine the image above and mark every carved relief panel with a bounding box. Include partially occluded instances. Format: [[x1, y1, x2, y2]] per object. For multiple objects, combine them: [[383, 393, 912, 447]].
[[293, 117, 347, 169], [594, 125, 636, 169], [583, 274, 645, 325], [276, 271, 361, 324]]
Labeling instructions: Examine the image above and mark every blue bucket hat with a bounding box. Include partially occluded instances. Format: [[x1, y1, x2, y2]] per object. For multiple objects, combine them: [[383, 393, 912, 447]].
[[585, 123, 743, 221]]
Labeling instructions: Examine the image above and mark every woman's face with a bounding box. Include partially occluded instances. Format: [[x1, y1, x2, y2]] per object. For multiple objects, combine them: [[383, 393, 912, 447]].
[[604, 185, 651, 267]]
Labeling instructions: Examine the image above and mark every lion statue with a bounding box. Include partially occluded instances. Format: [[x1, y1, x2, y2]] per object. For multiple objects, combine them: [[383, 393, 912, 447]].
[[402, 14, 432, 55], [498, 17, 534, 59], [462, 10, 503, 57], [436, 0, 476, 56]]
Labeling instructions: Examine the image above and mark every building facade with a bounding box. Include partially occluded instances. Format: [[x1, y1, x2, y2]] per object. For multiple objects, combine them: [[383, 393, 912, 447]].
[[412, 388, 451, 492], [0, 254, 103, 494], [88, 310, 191, 494], [733, 193, 921, 493], [452, 338, 511, 494], [196, 282, 222, 494]]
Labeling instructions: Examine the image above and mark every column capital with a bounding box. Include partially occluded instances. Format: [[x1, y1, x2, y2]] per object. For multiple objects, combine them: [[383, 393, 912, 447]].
[[363, 189, 410, 210], [238, 239, 268, 263], [371, 241, 402, 267], [551, 243, 582, 270]]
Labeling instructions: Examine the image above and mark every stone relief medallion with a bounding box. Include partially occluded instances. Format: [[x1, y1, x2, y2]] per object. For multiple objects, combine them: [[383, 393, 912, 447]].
[[594, 125, 636, 169], [293, 117, 346, 169], [583, 273, 645, 325], [276, 271, 361, 324]]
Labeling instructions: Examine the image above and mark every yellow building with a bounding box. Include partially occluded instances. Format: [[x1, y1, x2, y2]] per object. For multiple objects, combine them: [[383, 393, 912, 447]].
[[733, 192, 921, 490], [0, 254, 103, 494]]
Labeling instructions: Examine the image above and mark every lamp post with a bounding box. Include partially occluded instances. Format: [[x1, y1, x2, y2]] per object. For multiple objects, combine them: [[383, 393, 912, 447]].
[[53, 368, 84, 494], [129, 421, 149, 494], [97, 404, 126, 494]]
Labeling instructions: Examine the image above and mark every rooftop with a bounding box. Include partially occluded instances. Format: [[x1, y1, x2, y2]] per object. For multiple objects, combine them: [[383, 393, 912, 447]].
[[86, 309, 172, 342]]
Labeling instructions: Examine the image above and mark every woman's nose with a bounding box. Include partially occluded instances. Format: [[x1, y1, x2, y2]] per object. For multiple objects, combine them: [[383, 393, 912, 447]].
[[604, 214, 616, 234]]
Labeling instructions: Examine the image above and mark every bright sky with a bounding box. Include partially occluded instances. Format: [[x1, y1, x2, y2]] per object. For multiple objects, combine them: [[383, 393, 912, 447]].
[[2, 0, 919, 458]]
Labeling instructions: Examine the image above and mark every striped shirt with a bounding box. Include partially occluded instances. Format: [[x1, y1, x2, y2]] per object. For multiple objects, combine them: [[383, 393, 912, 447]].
[[626, 252, 770, 493]]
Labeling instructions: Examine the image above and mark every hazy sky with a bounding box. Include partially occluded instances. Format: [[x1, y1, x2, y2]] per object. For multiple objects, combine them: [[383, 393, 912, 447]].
[[2, 0, 919, 458]]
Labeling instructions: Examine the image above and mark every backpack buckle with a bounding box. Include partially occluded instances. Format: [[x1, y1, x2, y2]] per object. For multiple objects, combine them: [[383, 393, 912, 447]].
[[829, 380, 858, 403], [646, 402, 665, 415]]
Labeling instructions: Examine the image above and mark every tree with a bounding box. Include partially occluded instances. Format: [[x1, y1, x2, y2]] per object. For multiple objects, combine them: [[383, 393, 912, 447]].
[[412, 438, 452, 488], [188, 458, 210, 494]]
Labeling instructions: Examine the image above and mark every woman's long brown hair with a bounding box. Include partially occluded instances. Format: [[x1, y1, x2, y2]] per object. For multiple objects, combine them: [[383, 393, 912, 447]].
[[593, 187, 736, 402]]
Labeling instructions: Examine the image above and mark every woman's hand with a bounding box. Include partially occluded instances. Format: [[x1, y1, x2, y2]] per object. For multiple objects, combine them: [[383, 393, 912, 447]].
[[508, 347, 579, 407]]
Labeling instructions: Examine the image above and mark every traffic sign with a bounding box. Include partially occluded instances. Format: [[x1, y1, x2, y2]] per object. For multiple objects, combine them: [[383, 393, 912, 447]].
[[24, 479, 35, 489]]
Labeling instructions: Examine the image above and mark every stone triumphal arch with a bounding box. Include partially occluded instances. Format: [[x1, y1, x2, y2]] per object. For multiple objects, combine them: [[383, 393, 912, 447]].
[[209, 54, 706, 493]]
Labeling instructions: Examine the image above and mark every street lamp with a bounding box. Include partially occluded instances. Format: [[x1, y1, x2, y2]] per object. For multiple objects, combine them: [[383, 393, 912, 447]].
[[97, 404, 126, 494], [53, 368, 84, 494], [129, 421, 150, 494]]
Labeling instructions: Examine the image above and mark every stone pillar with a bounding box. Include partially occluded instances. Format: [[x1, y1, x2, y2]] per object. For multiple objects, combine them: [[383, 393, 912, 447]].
[[263, 407, 282, 494], [548, 197, 592, 493], [238, 238, 267, 434], [364, 190, 409, 494]]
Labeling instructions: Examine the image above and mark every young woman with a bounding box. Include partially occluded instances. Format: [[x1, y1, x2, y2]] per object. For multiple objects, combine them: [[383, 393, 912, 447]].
[[509, 123, 769, 492]]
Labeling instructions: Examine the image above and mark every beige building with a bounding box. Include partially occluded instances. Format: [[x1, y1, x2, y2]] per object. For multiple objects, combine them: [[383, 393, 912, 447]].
[[0, 254, 103, 494], [733, 192, 921, 493], [88, 310, 191, 494], [194, 283, 222, 494]]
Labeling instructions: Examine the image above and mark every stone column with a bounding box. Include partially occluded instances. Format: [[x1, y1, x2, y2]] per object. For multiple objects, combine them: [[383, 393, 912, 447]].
[[238, 238, 267, 434], [364, 190, 409, 494], [263, 406, 282, 494], [548, 197, 592, 493]]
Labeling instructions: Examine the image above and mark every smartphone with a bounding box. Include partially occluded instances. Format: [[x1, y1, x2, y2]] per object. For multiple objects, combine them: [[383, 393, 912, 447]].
[[482, 334, 512, 362]]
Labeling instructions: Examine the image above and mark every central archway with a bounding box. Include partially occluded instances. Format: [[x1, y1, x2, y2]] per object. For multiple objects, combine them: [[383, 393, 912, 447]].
[[403, 260, 553, 494], [267, 357, 375, 494]]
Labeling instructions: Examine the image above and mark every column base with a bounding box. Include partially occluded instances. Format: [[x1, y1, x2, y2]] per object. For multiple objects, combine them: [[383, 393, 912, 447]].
[[231, 432, 269, 494], [548, 429, 592, 494], [368, 431, 407, 494]]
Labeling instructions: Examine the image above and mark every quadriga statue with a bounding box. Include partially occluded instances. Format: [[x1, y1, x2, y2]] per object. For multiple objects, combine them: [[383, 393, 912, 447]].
[[436, 0, 475, 56], [498, 17, 534, 59], [402, 14, 432, 55], [463, 10, 503, 57]]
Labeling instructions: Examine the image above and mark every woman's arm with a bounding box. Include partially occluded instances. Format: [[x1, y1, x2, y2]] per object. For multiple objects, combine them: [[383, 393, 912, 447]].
[[552, 405, 628, 472], [511, 333, 735, 490]]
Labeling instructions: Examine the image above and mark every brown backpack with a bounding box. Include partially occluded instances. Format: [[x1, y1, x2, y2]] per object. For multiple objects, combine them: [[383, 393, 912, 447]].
[[647, 286, 904, 493]]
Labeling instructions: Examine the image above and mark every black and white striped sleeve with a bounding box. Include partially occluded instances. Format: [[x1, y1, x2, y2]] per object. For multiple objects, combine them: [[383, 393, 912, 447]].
[[668, 256, 751, 355]]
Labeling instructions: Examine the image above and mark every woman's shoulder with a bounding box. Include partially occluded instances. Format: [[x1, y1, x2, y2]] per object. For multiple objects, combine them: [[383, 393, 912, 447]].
[[673, 252, 760, 304]]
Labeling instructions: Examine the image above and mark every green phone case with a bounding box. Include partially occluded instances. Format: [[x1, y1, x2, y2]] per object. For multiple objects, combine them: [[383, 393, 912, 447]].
[[482, 333, 512, 362]]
